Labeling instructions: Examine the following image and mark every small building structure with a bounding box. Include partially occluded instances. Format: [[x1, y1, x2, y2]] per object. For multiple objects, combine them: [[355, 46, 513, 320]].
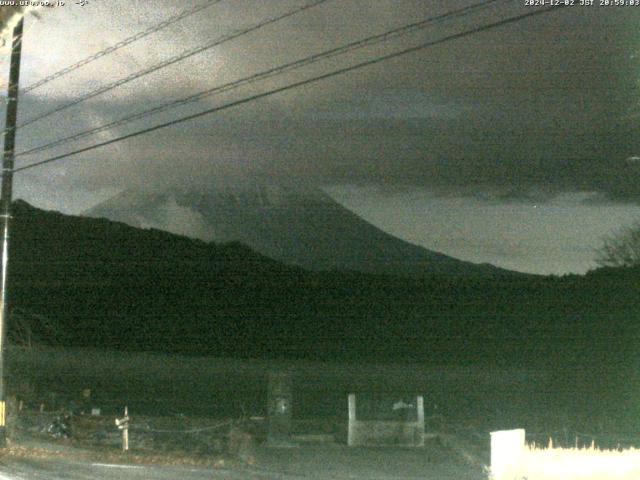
[[347, 393, 425, 447]]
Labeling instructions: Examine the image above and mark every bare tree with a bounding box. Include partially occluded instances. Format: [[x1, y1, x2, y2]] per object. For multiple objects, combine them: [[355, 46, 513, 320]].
[[9, 308, 62, 348], [595, 221, 640, 268]]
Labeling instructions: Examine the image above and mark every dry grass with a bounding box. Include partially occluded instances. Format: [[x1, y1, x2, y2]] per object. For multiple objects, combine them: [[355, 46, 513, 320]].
[[2, 442, 231, 468], [491, 442, 640, 480], [5, 410, 253, 469]]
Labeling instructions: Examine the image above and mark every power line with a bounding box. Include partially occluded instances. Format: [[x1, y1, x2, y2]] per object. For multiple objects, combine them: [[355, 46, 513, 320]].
[[13, 5, 566, 174], [16, 0, 330, 130], [21, 0, 224, 94], [16, 0, 507, 158]]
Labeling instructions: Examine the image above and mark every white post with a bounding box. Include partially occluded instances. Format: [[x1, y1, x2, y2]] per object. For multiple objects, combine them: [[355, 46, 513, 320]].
[[490, 429, 525, 480], [416, 396, 424, 424], [116, 406, 130, 452], [122, 406, 129, 452], [347, 394, 356, 446], [416, 396, 425, 447]]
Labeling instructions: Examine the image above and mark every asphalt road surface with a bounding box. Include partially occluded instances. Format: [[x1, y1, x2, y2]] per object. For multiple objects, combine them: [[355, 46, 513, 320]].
[[0, 457, 286, 480], [0, 444, 486, 479]]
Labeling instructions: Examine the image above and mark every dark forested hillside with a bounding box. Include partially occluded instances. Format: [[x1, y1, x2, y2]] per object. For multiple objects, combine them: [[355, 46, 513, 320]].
[[7, 200, 640, 371]]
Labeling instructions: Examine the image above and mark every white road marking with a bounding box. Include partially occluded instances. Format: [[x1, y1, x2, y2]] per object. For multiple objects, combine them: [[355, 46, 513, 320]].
[[0, 473, 24, 480], [91, 463, 145, 469]]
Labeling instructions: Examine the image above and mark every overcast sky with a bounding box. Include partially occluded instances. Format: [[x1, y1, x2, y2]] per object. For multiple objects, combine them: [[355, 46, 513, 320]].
[[2, 0, 640, 274]]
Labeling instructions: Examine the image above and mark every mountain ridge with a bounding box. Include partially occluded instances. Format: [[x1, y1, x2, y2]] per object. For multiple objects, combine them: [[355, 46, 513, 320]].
[[84, 180, 517, 278]]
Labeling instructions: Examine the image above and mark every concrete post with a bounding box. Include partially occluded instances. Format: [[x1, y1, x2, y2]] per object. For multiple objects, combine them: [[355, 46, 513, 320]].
[[415, 395, 425, 446], [490, 428, 526, 480], [347, 394, 356, 446]]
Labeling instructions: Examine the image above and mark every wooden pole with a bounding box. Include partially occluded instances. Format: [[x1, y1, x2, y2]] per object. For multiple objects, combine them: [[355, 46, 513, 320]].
[[0, 17, 24, 447]]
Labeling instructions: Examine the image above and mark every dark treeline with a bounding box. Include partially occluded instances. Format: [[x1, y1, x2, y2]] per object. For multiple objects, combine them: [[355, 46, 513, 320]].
[[6, 200, 639, 377]]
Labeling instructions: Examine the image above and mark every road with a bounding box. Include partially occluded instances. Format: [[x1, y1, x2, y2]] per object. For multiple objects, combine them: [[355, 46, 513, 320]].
[[0, 444, 487, 479], [0, 457, 278, 480]]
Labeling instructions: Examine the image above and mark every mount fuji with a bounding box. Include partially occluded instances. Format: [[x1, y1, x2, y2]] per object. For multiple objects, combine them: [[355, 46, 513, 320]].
[[83, 177, 511, 277]]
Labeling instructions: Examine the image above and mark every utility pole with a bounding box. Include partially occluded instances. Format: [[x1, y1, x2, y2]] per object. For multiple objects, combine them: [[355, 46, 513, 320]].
[[0, 17, 24, 447]]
